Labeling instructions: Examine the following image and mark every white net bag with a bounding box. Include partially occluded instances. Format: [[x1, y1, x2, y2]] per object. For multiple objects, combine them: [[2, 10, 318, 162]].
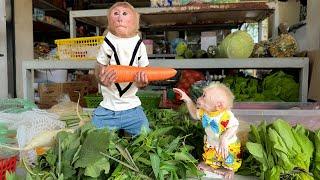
[[2, 109, 65, 165]]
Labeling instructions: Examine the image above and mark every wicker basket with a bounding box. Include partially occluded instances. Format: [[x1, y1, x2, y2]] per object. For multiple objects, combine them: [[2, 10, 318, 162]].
[[0, 156, 17, 180], [55, 36, 104, 60]]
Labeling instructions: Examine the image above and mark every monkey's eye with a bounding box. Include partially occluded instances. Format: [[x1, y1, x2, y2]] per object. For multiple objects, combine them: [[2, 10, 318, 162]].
[[122, 12, 128, 16], [113, 11, 119, 16]]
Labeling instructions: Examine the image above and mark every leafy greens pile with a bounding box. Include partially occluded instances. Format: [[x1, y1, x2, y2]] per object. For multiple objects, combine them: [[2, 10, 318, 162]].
[[222, 71, 299, 102], [27, 107, 204, 180], [238, 119, 320, 180]]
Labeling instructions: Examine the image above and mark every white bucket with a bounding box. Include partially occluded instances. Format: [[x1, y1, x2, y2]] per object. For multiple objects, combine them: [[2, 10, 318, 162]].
[[35, 70, 68, 83]]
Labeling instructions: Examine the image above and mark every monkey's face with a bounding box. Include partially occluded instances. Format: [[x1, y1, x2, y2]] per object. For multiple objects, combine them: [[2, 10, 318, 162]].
[[197, 88, 217, 112], [197, 87, 226, 112], [109, 6, 137, 38]]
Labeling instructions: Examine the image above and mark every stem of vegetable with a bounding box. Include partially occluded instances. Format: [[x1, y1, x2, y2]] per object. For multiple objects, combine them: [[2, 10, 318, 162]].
[[100, 152, 139, 172], [58, 137, 61, 177]]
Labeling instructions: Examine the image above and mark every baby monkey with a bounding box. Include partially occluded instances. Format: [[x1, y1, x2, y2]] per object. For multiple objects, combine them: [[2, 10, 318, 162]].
[[174, 82, 242, 179]]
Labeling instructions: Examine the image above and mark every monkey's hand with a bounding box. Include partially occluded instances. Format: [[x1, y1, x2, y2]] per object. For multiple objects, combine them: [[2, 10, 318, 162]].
[[134, 71, 148, 88], [99, 66, 116, 87], [218, 135, 229, 159], [173, 88, 191, 103]]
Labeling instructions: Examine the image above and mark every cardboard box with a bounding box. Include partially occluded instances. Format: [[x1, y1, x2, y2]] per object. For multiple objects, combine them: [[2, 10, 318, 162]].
[[308, 49, 320, 101], [38, 83, 63, 97], [76, 74, 99, 94], [38, 82, 88, 108]]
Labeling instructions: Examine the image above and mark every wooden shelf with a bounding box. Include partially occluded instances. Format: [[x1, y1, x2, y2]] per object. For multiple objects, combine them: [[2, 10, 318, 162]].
[[33, 0, 69, 40], [70, 1, 275, 30], [33, 0, 68, 19], [148, 54, 176, 59], [33, 20, 69, 33], [89, 0, 150, 9], [22, 58, 309, 102], [140, 2, 275, 28]]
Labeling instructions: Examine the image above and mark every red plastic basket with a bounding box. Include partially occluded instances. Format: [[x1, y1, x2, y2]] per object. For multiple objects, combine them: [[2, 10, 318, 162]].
[[0, 156, 17, 180]]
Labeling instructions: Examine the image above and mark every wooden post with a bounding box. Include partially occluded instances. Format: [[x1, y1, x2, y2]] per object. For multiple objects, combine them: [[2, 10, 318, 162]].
[[307, 0, 320, 50], [14, 0, 33, 98]]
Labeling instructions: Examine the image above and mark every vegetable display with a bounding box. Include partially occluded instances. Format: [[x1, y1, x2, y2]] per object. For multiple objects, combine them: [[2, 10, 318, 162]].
[[238, 119, 316, 180], [26, 110, 204, 180], [222, 70, 299, 102]]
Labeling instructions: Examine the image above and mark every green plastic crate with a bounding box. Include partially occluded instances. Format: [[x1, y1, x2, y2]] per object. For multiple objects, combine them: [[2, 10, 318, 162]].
[[137, 91, 162, 109], [84, 94, 103, 108], [84, 91, 162, 109]]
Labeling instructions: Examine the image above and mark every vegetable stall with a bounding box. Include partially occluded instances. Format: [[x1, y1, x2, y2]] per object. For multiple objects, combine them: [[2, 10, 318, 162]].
[[1, 1, 319, 180]]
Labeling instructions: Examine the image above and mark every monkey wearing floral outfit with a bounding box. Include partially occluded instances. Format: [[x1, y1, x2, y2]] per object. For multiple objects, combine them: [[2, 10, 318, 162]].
[[173, 82, 241, 179]]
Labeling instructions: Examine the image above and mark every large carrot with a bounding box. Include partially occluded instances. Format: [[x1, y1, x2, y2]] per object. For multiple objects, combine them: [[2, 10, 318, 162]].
[[106, 65, 177, 83]]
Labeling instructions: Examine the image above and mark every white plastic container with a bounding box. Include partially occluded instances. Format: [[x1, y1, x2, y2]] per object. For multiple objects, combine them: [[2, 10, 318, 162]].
[[35, 70, 68, 83], [232, 102, 320, 131]]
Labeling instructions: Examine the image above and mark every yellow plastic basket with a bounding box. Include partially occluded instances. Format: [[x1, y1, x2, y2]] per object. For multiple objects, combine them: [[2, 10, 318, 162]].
[[55, 36, 104, 60]]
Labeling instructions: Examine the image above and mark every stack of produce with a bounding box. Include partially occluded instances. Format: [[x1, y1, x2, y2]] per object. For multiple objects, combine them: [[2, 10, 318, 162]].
[[223, 75, 262, 101], [268, 34, 298, 57], [175, 42, 211, 59], [222, 70, 299, 102], [34, 42, 51, 59], [239, 119, 320, 179], [47, 100, 91, 128], [251, 34, 299, 58], [251, 41, 270, 58], [25, 121, 203, 179], [262, 71, 299, 102]]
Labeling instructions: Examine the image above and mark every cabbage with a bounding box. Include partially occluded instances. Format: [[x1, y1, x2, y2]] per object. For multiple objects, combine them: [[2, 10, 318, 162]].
[[195, 49, 207, 58], [184, 49, 194, 58], [216, 30, 254, 58], [175, 42, 187, 56], [262, 71, 299, 102]]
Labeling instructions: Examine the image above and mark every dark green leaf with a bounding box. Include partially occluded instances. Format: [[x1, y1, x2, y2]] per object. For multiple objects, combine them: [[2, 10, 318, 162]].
[[136, 157, 151, 166], [84, 158, 110, 178], [246, 142, 268, 171], [174, 152, 197, 163], [61, 160, 76, 179], [165, 136, 181, 153], [75, 129, 110, 168]]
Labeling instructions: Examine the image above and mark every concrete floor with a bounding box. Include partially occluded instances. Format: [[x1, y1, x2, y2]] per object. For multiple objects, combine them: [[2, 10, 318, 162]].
[[202, 171, 258, 180]]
